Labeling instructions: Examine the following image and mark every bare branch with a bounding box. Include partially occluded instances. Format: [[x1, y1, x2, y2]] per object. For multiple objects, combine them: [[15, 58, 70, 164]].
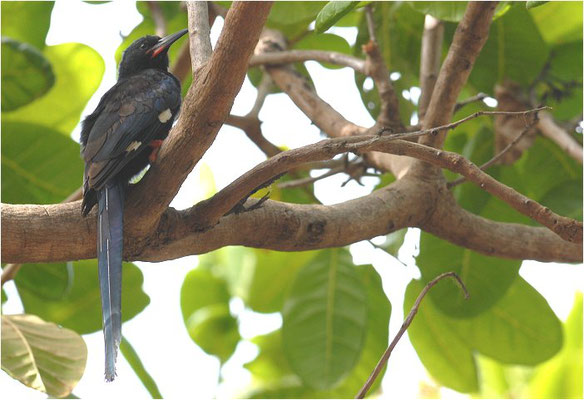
[[147, 1, 166, 37], [225, 114, 281, 157], [538, 111, 583, 163], [1, 187, 83, 286], [356, 272, 469, 399], [454, 92, 489, 113], [249, 50, 366, 73], [418, 15, 444, 121], [186, 1, 213, 70], [419, 2, 498, 149]]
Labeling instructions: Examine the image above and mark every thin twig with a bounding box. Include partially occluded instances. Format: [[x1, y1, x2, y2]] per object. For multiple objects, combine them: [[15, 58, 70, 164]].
[[147, 1, 167, 37], [379, 106, 549, 143], [247, 73, 273, 119], [454, 92, 489, 113], [355, 272, 469, 399], [447, 114, 540, 188], [277, 167, 342, 189], [1, 187, 83, 286]]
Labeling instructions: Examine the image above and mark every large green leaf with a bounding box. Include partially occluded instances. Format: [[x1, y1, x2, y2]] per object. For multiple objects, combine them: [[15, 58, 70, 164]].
[[324, 264, 390, 397], [245, 250, 320, 313], [3, 43, 104, 135], [528, 293, 583, 399], [469, 5, 549, 93], [315, 1, 359, 33], [180, 268, 240, 362], [529, 1, 583, 44], [416, 232, 520, 318], [1, 122, 83, 204], [245, 264, 391, 398], [16, 260, 150, 334], [456, 277, 563, 365], [405, 279, 478, 393], [13, 263, 72, 301], [266, 2, 327, 38], [282, 248, 367, 390], [1, 2, 54, 49], [1, 38, 55, 111], [405, 277, 564, 392], [1, 314, 87, 398]]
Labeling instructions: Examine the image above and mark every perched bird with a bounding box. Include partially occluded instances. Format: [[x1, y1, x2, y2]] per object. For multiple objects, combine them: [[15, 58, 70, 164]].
[[80, 28, 188, 381]]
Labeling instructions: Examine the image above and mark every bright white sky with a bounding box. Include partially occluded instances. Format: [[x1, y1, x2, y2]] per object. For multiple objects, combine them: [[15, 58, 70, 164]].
[[2, 1, 582, 399]]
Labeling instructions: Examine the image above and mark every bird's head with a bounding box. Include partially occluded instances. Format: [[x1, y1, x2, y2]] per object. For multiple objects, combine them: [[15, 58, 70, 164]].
[[118, 28, 188, 79]]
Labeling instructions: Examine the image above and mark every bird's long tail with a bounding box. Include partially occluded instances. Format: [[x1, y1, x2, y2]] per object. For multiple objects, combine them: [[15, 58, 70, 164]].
[[97, 181, 125, 382]]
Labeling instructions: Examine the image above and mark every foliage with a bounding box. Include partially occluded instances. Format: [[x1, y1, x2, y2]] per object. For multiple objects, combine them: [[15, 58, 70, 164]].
[[1, 1, 582, 399]]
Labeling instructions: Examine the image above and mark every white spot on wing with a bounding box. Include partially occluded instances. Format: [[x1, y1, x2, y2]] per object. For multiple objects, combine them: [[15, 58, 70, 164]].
[[126, 141, 141, 152], [158, 108, 172, 123]]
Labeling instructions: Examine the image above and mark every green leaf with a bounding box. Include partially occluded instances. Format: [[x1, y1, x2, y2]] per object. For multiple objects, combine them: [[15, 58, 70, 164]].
[[530, 1, 582, 44], [324, 264, 390, 397], [1, 2, 54, 49], [315, 1, 359, 33], [457, 277, 563, 365], [245, 250, 320, 313], [180, 268, 240, 362], [120, 336, 163, 399], [417, 232, 520, 318], [245, 264, 390, 398], [1, 314, 87, 398], [266, 2, 327, 38], [3, 43, 104, 135], [244, 330, 298, 385], [469, 5, 549, 92], [405, 279, 478, 393], [1, 122, 84, 204], [14, 263, 72, 301], [528, 293, 583, 398], [406, 277, 564, 392], [282, 248, 367, 390], [408, 1, 468, 22], [1, 38, 55, 111], [293, 33, 352, 69], [16, 260, 150, 334]]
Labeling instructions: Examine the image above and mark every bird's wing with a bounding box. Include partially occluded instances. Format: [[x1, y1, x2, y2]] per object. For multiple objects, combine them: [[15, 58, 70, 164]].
[[82, 71, 180, 190]]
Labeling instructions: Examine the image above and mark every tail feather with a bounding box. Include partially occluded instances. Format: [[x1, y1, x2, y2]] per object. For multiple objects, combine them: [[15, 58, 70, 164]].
[[97, 182, 124, 381]]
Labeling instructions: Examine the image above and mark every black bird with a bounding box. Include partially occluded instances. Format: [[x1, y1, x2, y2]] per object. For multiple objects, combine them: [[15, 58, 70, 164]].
[[80, 28, 188, 381]]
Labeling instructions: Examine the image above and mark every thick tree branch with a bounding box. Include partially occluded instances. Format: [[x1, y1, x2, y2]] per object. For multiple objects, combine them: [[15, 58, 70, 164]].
[[4, 129, 581, 263], [123, 2, 273, 238], [418, 2, 498, 150]]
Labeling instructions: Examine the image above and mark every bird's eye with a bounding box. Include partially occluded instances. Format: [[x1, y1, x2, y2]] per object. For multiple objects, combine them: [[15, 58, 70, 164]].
[[140, 43, 147, 49]]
